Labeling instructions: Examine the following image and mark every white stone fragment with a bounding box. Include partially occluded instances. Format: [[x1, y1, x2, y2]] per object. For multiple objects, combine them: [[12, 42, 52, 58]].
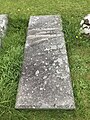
[[55, 98, 57, 100], [44, 81, 47, 84], [26, 88, 29, 90], [49, 67, 51, 70], [80, 14, 90, 35], [35, 70, 39, 76], [32, 106, 35, 108], [45, 69, 47, 71], [45, 63, 48, 65], [60, 87, 63, 91], [34, 63, 37, 66], [56, 84, 59, 87], [43, 76, 47, 79], [42, 61, 45, 63], [25, 43, 29, 48], [25, 84, 27, 87], [40, 88, 43, 90], [56, 66, 59, 69], [32, 91, 34, 93]]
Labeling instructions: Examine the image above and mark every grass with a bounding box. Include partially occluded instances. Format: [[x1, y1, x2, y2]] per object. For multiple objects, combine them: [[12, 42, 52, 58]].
[[0, 0, 90, 120]]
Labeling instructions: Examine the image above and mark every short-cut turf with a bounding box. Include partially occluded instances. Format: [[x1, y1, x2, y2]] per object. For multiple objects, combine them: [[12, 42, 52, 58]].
[[0, 0, 90, 120]]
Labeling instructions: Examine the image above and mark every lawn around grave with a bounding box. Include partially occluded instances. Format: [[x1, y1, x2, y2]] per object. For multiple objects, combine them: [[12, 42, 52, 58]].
[[0, 0, 90, 120]]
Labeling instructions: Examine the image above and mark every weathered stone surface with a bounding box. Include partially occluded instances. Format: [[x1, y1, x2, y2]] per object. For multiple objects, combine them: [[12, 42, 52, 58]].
[[0, 14, 8, 47], [15, 15, 75, 109]]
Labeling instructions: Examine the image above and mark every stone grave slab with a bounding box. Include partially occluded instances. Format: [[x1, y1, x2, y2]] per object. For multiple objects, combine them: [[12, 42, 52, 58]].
[[15, 15, 75, 109], [0, 14, 8, 47]]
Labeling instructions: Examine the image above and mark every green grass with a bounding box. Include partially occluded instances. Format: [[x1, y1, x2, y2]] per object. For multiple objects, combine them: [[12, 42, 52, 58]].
[[0, 0, 90, 120]]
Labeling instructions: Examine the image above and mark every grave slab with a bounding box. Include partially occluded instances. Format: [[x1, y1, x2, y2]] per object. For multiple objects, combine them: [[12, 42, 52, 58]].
[[15, 15, 75, 109], [0, 14, 8, 47]]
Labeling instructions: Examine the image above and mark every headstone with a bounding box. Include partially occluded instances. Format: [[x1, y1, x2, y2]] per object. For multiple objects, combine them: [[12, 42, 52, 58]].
[[0, 14, 8, 47], [15, 15, 75, 109]]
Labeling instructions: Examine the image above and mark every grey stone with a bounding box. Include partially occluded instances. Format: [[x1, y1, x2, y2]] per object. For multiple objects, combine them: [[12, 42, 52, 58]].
[[15, 15, 75, 109], [0, 14, 8, 47]]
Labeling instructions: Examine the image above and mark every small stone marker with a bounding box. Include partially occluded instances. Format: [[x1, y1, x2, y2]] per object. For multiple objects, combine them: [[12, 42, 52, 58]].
[[80, 14, 90, 37], [15, 15, 75, 109], [0, 14, 8, 47]]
